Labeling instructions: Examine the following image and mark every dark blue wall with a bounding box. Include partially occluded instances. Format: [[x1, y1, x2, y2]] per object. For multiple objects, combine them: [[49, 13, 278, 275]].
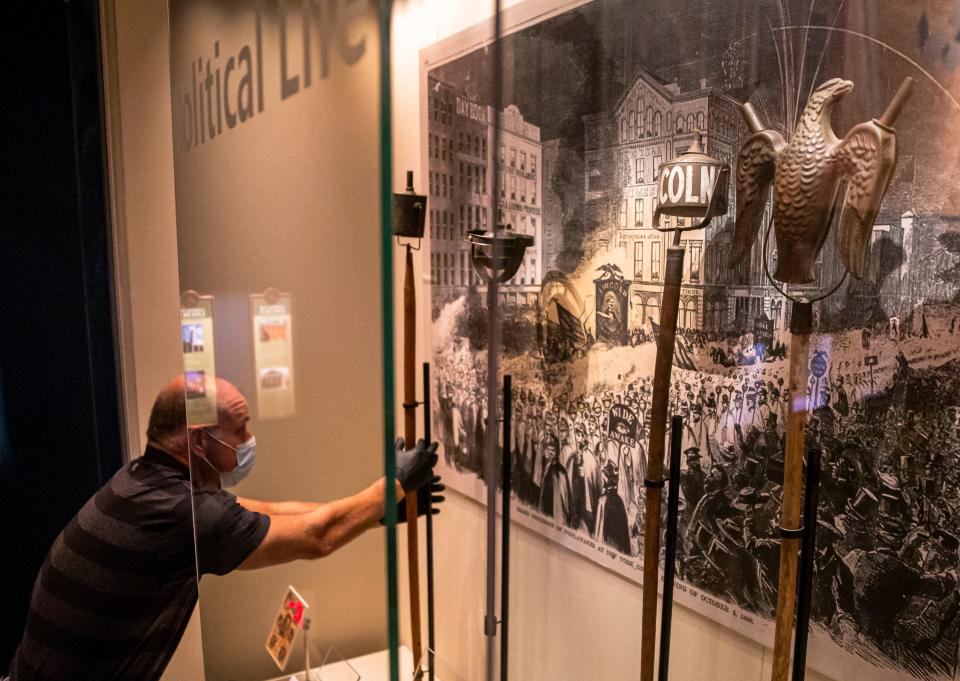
[[0, 0, 124, 670]]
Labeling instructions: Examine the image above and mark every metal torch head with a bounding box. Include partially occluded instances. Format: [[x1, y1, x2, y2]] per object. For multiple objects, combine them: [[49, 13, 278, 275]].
[[653, 132, 730, 231], [392, 170, 427, 239], [466, 227, 534, 284]]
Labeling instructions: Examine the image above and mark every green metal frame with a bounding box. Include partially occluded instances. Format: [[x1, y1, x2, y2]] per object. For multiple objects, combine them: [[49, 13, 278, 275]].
[[377, 2, 399, 680]]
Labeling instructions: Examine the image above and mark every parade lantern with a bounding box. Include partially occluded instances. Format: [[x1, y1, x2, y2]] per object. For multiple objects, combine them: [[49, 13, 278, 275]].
[[639, 132, 731, 681], [392, 170, 427, 240], [465, 224, 532, 681], [392, 169, 428, 678], [466, 227, 534, 284], [652, 132, 730, 231]]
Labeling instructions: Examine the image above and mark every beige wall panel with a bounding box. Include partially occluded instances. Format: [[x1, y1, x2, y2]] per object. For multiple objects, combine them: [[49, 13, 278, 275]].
[[166, 2, 387, 679]]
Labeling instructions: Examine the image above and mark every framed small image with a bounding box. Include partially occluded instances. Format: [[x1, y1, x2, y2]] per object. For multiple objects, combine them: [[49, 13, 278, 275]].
[[259, 366, 291, 390], [182, 323, 205, 353], [184, 370, 206, 398], [258, 318, 289, 342]]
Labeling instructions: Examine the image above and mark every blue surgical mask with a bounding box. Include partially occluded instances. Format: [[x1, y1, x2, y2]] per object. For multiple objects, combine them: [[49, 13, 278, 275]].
[[204, 431, 257, 488]]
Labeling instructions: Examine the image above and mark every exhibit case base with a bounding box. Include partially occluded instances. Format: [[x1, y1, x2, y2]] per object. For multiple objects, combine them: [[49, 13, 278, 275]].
[[264, 647, 441, 681]]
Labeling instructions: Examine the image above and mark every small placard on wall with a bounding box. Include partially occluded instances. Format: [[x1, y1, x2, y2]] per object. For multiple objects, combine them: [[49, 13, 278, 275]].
[[180, 291, 218, 427], [251, 289, 295, 419]]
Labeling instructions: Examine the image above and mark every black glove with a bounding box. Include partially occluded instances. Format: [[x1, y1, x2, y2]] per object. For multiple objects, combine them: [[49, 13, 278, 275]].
[[394, 438, 438, 493], [397, 476, 445, 523]]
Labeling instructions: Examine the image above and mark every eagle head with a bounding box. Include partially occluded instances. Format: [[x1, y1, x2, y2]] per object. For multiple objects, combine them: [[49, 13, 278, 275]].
[[808, 78, 854, 112], [798, 78, 854, 134]]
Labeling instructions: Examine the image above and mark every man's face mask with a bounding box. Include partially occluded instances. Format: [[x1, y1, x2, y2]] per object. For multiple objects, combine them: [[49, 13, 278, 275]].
[[204, 430, 257, 488]]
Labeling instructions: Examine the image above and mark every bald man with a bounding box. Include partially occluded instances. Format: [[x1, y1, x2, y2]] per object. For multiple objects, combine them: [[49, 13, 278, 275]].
[[7, 376, 438, 681]]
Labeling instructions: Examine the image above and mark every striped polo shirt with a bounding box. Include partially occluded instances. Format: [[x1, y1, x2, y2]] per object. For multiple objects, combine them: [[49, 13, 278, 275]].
[[9, 445, 270, 681]]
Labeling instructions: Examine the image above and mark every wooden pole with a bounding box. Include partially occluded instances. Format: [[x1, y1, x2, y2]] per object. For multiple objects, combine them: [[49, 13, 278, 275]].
[[770, 300, 813, 681], [640, 230, 684, 681], [403, 245, 423, 678]]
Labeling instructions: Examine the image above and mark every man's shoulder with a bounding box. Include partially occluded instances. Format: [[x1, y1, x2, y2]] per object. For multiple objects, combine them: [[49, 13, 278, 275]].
[[115, 456, 191, 498], [84, 456, 194, 529]]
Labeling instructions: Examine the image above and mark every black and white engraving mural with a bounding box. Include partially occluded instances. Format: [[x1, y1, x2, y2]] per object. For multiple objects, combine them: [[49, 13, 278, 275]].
[[425, 2, 960, 679]]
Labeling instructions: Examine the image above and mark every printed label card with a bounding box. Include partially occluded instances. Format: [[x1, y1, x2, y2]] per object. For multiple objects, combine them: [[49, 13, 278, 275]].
[[265, 585, 309, 671], [180, 291, 218, 426], [251, 289, 296, 419]]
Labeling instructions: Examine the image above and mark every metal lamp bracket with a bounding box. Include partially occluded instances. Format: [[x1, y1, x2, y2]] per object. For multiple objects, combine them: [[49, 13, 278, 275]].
[[396, 236, 423, 251], [779, 526, 807, 540]]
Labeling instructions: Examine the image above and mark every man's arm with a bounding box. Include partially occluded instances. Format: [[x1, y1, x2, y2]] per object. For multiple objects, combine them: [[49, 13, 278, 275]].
[[237, 478, 405, 570], [236, 438, 438, 570], [236, 497, 321, 515]]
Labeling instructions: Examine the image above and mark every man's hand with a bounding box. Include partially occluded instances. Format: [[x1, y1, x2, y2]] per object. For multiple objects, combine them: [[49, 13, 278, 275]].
[[398, 476, 445, 523], [395, 438, 439, 493]]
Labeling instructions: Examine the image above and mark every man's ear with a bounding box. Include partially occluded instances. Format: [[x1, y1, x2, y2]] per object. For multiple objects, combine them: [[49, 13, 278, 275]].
[[187, 427, 206, 454]]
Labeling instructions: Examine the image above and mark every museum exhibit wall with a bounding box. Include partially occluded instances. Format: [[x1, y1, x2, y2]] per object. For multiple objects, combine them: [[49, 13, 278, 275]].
[[390, 1, 960, 681], [167, 1, 389, 680], [99, 2, 204, 679]]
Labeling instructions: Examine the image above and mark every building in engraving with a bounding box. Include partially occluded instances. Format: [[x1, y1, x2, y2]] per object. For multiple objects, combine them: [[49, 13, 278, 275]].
[[427, 76, 542, 310], [496, 105, 543, 306], [427, 77, 488, 310], [583, 68, 745, 332]]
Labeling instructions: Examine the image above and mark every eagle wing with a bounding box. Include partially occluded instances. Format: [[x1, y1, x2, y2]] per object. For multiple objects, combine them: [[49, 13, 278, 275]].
[[734, 130, 785, 262], [834, 121, 899, 279]]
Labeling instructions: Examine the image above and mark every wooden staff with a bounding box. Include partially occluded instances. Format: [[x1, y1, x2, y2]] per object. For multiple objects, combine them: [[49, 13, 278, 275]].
[[770, 300, 812, 681], [640, 230, 684, 681], [403, 245, 423, 678]]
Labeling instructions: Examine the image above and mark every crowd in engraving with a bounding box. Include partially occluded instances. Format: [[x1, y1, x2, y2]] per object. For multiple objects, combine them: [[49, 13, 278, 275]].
[[435, 346, 960, 677]]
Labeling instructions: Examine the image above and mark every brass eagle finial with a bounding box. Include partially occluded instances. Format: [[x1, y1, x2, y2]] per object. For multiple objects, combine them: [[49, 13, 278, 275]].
[[734, 77, 914, 283]]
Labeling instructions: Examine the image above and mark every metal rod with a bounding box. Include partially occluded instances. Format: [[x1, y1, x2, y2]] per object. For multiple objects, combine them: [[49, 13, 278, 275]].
[[640, 234, 685, 681], [403, 245, 423, 679], [791, 447, 822, 681], [423, 363, 436, 681], [483, 286, 501, 681], [500, 375, 512, 681], [303, 617, 311, 681], [878, 76, 914, 128], [484, 3, 504, 681], [741, 102, 765, 134], [658, 415, 683, 681], [770, 300, 813, 681]]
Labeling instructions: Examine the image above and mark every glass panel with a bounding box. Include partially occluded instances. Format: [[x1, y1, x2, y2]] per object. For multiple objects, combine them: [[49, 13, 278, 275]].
[[417, 1, 960, 681], [166, 1, 393, 679]]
